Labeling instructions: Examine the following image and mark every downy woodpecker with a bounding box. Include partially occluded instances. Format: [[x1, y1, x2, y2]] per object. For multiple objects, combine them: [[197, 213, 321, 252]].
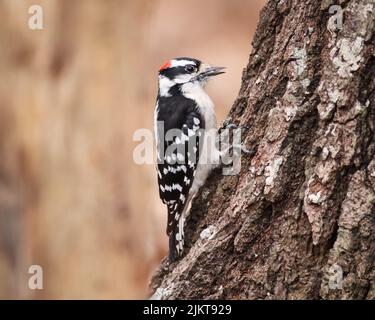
[[154, 57, 225, 262]]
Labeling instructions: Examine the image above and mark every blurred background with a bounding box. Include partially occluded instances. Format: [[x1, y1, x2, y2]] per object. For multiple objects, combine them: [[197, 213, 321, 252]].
[[0, 0, 265, 299]]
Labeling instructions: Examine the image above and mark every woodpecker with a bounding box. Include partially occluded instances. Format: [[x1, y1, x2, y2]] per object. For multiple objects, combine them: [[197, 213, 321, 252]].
[[154, 57, 225, 262]]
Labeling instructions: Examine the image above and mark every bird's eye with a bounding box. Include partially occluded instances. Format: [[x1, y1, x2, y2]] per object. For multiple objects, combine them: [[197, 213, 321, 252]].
[[185, 65, 197, 73]]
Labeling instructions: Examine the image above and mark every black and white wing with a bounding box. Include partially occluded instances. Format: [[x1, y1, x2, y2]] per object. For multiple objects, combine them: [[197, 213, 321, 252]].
[[155, 96, 204, 261]]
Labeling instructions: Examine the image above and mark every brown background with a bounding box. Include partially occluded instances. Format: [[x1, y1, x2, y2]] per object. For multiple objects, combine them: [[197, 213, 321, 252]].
[[0, 0, 264, 299]]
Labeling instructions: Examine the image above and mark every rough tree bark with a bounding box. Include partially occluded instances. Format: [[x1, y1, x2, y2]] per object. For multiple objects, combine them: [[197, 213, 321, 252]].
[[150, 0, 375, 299]]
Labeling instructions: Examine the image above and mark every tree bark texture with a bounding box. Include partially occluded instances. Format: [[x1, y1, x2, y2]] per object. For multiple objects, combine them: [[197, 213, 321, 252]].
[[151, 0, 375, 299]]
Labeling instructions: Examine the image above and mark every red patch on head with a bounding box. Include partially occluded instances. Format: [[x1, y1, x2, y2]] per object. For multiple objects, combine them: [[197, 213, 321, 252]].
[[159, 60, 171, 71]]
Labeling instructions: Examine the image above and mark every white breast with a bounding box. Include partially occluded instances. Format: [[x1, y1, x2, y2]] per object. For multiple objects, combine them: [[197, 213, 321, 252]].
[[181, 82, 217, 130], [181, 82, 219, 197]]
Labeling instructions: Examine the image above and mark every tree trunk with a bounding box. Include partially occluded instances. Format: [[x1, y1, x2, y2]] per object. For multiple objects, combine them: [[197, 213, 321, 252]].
[[150, 0, 375, 300]]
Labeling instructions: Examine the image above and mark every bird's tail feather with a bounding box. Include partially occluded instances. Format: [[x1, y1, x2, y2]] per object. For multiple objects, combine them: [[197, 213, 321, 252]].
[[168, 230, 179, 263], [168, 215, 185, 263]]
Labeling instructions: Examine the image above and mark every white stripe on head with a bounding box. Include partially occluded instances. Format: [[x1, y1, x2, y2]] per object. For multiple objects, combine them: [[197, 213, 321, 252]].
[[171, 59, 196, 68], [174, 74, 193, 84]]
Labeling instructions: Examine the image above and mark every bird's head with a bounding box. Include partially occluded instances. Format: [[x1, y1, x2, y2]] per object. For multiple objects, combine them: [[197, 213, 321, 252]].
[[157, 57, 225, 97]]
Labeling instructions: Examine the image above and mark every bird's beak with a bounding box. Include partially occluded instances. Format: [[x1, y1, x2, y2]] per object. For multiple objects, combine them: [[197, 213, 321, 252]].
[[200, 63, 226, 77], [193, 64, 226, 82]]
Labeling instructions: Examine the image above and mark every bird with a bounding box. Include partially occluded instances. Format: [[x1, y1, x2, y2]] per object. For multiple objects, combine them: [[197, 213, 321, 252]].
[[154, 57, 225, 263]]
